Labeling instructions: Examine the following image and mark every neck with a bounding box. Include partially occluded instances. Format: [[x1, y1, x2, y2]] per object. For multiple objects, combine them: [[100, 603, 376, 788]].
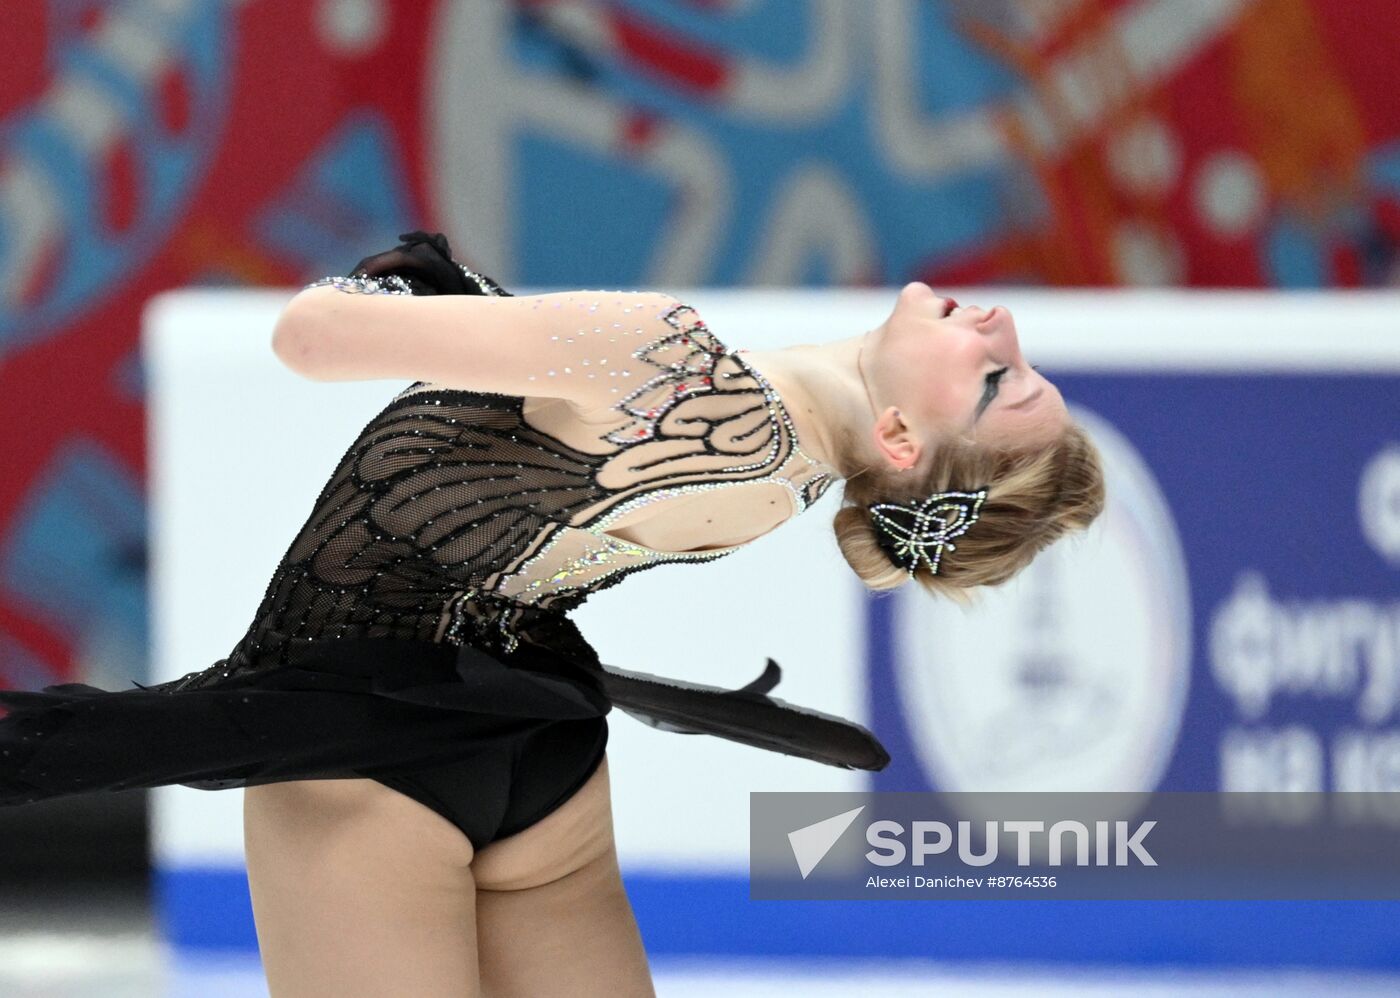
[[739, 328, 879, 480]]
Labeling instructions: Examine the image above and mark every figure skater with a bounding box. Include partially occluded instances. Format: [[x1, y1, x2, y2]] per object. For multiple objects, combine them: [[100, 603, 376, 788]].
[[0, 232, 1104, 996]]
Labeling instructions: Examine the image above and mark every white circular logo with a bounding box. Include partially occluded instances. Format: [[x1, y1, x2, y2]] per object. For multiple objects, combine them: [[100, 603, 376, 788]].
[[1358, 444, 1400, 566], [893, 405, 1192, 792]]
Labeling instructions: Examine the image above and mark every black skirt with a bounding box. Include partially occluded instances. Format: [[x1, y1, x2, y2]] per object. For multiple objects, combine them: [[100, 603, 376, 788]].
[[0, 626, 889, 807]]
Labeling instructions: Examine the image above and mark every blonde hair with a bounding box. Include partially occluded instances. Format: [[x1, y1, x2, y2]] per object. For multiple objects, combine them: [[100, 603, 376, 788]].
[[832, 420, 1105, 602]]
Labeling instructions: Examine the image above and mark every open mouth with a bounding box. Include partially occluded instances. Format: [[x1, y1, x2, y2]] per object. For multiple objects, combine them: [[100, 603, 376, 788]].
[[935, 293, 1002, 324], [940, 298, 1003, 325]]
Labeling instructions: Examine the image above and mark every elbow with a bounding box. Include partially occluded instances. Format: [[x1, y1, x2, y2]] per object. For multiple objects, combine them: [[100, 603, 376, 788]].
[[271, 295, 326, 379]]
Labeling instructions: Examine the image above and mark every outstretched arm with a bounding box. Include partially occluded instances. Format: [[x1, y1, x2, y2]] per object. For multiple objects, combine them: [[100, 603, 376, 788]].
[[271, 284, 687, 411]]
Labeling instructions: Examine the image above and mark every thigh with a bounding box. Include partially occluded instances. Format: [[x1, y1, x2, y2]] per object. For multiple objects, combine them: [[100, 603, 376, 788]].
[[472, 754, 655, 997], [243, 777, 480, 998]]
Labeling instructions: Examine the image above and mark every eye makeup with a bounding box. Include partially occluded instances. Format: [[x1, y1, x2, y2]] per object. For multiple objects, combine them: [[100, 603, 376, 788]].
[[974, 367, 1009, 421]]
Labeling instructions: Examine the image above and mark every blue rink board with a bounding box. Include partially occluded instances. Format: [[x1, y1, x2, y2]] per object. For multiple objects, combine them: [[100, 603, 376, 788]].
[[158, 867, 1400, 967]]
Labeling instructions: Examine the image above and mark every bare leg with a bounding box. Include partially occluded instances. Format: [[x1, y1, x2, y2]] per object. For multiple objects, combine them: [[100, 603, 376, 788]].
[[243, 777, 480, 997], [472, 756, 654, 997]]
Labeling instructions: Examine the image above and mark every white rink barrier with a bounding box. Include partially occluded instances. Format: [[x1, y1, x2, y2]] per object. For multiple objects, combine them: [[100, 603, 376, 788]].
[[144, 286, 1400, 964]]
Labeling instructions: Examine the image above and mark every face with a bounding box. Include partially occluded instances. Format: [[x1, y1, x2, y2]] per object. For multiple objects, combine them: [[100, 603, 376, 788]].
[[860, 281, 1067, 471]]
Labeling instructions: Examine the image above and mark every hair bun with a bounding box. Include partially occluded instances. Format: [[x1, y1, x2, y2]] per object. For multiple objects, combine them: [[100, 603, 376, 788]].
[[833, 423, 1106, 599]]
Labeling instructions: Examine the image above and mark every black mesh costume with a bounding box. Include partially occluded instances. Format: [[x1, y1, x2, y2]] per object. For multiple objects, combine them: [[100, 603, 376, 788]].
[[0, 237, 889, 849]]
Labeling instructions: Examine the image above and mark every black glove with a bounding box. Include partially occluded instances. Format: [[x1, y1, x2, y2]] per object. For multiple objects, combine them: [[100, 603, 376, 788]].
[[348, 230, 512, 297]]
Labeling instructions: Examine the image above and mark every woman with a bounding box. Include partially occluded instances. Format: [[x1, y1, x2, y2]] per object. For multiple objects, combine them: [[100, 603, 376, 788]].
[[0, 233, 1103, 996]]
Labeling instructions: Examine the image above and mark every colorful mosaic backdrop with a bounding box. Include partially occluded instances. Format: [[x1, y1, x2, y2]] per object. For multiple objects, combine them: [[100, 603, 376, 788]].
[[1, 0, 1398, 690]]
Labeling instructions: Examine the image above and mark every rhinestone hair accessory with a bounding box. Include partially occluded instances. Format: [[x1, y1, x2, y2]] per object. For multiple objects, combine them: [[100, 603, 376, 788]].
[[868, 488, 989, 576]]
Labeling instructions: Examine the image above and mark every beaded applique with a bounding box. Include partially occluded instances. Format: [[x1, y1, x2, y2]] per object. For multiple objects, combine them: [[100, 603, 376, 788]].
[[455, 262, 508, 297], [302, 262, 506, 299], [484, 326, 837, 624], [303, 273, 415, 295], [602, 303, 725, 445]]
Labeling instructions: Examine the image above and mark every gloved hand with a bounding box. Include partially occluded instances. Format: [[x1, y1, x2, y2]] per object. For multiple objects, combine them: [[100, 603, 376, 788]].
[[348, 230, 511, 297]]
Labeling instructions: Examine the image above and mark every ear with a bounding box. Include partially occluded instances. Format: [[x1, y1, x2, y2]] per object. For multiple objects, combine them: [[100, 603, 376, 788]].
[[871, 406, 921, 471]]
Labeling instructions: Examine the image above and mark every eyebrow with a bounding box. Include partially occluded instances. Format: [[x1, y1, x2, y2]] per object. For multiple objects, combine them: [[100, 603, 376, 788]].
[[1007, 385, 1043, 411]]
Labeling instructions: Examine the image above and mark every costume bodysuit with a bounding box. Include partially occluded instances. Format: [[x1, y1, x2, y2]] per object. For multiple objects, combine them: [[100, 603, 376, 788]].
[[0, 272, 890, 849]]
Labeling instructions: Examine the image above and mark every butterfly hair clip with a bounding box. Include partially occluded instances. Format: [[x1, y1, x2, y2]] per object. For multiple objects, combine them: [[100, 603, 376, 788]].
[[867, 488, 989, 576]]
